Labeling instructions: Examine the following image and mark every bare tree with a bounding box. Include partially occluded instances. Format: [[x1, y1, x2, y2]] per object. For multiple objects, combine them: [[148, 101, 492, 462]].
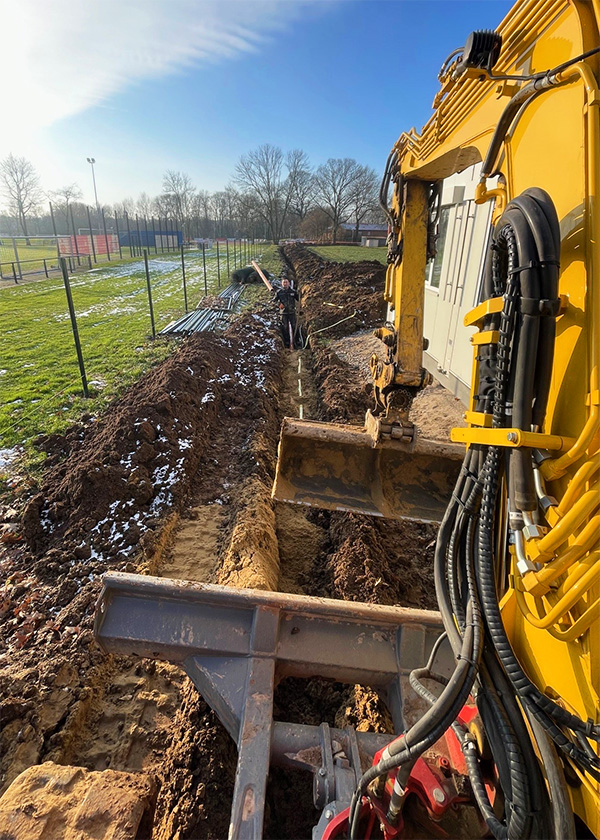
[[0, 154, 43, 243], [299, 208, 331, 241], [136, 191, 152, 218], [287, 149, 314, 220], [211, 191, 228, 237], [348, 165, 380, 242], [192, 189, 212, 237], [162, 170, 195, 237], [114, 196, 136, 219], [234, 144, 309, 244], [313, 158, 363, 244], [50, 183, 83, 227]]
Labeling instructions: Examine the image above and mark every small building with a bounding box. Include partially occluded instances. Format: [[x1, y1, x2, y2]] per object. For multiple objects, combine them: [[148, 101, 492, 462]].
[[339, 223, 388, 244]]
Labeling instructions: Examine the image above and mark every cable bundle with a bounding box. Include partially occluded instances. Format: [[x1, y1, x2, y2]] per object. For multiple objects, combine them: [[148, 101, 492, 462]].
[[348, 189, 599, 840]]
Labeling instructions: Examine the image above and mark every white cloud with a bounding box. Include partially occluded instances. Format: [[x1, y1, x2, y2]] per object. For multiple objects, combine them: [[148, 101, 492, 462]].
[[1, 0, 328, 142]]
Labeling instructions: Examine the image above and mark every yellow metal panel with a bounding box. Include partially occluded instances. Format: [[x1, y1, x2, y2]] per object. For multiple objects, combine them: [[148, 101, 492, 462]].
[[464, 296, 504, 327], [463, 410, 493, 428], [391, 179, 429, 383], [470, 330, 499, 346]]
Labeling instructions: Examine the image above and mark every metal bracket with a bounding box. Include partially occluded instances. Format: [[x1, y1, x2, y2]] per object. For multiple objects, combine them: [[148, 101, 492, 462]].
[[94, 572, 449, 839], [451, 426, 576, 451]]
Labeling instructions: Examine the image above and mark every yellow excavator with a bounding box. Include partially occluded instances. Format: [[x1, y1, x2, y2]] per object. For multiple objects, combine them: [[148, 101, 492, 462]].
[[95, 1, 600, 836]]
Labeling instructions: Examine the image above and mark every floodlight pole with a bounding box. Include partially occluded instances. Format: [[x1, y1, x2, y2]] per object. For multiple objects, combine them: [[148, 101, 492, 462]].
[[87, 157, 101, 218]]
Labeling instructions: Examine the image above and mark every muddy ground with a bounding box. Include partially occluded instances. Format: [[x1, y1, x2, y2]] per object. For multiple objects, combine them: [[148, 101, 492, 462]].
[[0, 245, 462, 839]]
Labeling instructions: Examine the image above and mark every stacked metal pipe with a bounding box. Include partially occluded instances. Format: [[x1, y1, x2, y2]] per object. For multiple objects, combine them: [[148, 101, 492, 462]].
[[159, 282, 244, 336]]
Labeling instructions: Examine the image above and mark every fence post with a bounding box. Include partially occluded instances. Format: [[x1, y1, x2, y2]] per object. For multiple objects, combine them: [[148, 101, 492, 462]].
[[136, 215, 142, 259], [181, 244, 188, 313], [143, 249, 156, 339], [102, 208, 111, 260], [226, 239, 230, 277], [12, 262, 17, 284], [125, 211, 133, 257], [60, 257, 89, 398], [202, 242, 207, 295], [152, 217, 158, 254], [216, 240, 221, 288], [49, 200, 62, 266], [69, 205, 81, 266], [115, 214, 123, 259], [11, 238, 23, 282], [144, 216, 150, 257], [86, 206, 97, 263], [44, 259, 48, 278]]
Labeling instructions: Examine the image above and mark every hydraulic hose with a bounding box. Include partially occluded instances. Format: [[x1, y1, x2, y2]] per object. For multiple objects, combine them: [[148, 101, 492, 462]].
[[351, 187, 598, 840]]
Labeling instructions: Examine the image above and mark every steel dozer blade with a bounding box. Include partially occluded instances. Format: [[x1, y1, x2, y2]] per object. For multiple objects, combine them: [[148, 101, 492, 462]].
[[272, 417, 464, 523]]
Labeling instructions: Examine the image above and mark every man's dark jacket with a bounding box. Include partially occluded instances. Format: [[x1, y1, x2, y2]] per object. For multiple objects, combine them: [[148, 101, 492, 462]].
[[274, 287, 299, 315]]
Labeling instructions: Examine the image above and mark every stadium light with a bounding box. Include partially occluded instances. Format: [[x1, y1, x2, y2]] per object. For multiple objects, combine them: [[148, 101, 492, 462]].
[[86, 157, 101, 220]]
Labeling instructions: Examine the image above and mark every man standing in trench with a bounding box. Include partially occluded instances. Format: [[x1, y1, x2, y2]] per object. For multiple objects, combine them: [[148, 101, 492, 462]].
[[274, 276, 299, 349]]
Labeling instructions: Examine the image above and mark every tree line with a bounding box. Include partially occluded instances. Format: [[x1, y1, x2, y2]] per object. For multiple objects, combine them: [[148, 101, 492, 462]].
[[0, 146, 384, 245]]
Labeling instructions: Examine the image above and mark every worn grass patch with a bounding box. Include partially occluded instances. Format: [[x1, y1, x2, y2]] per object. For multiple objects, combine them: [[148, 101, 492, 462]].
[[309, 245, 387, 265], [0, 247, 267, 455]]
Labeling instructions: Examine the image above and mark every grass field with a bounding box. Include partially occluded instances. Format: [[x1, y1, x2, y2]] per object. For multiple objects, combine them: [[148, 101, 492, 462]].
[[0, 245, 272, 460], [309, 244, 388, 265], [0, 240, 62, 278], [0, 238, 198, 280]]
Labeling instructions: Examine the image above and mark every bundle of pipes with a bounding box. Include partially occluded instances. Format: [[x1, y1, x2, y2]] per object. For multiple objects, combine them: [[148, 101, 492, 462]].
[[160, 282, 244, 336]]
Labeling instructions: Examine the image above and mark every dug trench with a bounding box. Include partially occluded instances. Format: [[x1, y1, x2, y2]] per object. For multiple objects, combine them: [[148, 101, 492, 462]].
[[0, 245, 463, 839]]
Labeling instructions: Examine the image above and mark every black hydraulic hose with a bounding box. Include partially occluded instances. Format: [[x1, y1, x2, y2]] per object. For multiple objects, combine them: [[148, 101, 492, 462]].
[[348, 593, 483, 837], [482, 76, 563, 178], [497, 206, 541, 511], [476, 447, 600, 775], [379, 149, 398, 228], [434, 466, 470, 654], [527, 713, 577, 840], [409, 664, 516, 840], [511, 190, 560, 428]]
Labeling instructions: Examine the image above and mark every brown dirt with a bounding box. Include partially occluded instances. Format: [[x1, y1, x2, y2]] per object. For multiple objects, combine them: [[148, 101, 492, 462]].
[[281, 244, 387, 339], [0, 302, 283, 839], [0, 244, 452, 839], [0, 761, 157, 840]]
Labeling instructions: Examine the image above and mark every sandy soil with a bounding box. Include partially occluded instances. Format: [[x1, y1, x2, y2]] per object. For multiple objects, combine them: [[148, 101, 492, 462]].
[[0, 244, 458, 839]]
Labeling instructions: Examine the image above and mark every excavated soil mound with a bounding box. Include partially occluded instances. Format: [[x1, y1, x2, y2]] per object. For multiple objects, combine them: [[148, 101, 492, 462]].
[[281, 244, 386, 339], [1, 242, 450, 839], [280, 245, 439, 611], [281, 244, 386, 424], [0, 306, 283, 805]]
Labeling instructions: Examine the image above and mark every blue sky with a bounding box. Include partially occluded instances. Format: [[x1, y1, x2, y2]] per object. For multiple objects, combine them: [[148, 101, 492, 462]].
[[2, 0, 512, 207]]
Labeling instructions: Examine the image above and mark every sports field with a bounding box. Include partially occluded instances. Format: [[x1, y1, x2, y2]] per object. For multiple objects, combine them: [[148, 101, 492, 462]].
[[0, 239, 62, 278], [0, 246, 272, 458], [309, 244, 388, 264]]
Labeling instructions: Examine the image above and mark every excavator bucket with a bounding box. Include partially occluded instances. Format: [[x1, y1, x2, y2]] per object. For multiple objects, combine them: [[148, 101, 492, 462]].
[[272, 417, 464, 523]]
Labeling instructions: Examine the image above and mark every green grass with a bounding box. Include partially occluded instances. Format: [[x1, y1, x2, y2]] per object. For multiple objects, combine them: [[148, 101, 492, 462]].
[[0, 240, 192, 279], [0, 241, 62, 277], [309, 245, 388, 265], [0, 246, 269, 456]]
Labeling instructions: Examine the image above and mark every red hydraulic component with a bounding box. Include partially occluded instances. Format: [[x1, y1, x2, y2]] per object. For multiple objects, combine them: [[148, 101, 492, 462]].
[[322, 701, 494, 839]]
